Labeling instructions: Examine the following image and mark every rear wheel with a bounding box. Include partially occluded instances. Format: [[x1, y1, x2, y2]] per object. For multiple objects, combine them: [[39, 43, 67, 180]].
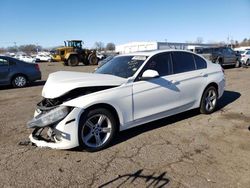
[[78, 108, 117, 152], [67, 56, 79, 66], [200, 86, 218, 114], [246, 59, 249, 66], [235, 60, 241, 68], [12, 75, 27, 88]]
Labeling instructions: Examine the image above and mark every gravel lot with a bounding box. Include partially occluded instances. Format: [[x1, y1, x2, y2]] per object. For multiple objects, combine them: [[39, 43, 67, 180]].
[[0, 62, 250, 188]]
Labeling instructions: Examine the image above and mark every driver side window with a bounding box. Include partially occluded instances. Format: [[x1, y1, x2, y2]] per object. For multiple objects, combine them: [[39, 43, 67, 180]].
[[0, 58, 9, 66], [142, 53, 172, 77]]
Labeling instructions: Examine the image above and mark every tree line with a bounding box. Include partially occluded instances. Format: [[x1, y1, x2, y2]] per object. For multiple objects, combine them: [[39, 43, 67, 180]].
[[234, 38, 250, 47], [0, 42, 116, 54], [1, 38, 249, 55], [0, 44, 42, 54]]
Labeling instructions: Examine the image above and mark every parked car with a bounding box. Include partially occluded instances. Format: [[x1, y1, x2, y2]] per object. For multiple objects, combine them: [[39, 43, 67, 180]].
[[0, 56, 41, 87], [198, 46, 241, 67], [240, 50, 250, 66], [35, 54, 52, 62], [14, 54, 35, 63], [27, 50, 225, 151], [96, 52, 106, 61]]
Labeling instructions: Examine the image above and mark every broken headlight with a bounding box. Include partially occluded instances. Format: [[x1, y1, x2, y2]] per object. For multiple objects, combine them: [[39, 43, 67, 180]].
[[27, 106, 70, 128]]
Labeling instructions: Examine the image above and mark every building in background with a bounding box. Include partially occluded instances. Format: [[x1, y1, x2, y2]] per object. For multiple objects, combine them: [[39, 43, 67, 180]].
[[115, 41, 218, 54]]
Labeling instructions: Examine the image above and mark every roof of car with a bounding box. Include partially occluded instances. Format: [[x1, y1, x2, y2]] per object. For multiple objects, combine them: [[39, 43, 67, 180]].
[[118, 49, 193, 57]]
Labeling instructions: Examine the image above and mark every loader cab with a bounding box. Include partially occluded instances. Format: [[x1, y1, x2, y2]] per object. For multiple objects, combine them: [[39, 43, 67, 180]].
[[65, 40, 83, 49]]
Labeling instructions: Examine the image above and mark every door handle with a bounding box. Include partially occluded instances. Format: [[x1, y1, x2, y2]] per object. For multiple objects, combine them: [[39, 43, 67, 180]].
[[200, 72, 208, 77], [170, 80, 179, 85]]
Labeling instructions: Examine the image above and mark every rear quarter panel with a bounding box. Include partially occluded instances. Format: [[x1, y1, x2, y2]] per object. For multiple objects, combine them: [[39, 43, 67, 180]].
[[205, 61, 225, 98]]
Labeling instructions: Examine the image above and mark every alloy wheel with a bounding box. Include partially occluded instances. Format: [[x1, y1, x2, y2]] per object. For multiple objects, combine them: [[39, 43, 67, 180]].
[[14, 76, 27, 87], [81, 114, 112, 148], [205, 89, 217, 112]]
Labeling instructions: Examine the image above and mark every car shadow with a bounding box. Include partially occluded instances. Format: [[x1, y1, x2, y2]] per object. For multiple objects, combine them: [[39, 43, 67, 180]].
[[29, 80, 46, 87], [109, 90, 241, 148], [99, 169, 170, 188], [216, 90, 241, 110], [0, 80, 46, 90]]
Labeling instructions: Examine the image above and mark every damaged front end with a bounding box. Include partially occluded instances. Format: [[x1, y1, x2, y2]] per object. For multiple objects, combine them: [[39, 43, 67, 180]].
[[27, 97, 78, 149], [27, 86, 115, 149]]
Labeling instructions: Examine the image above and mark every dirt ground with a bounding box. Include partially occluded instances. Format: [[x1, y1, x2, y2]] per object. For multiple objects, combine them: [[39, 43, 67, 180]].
[[0, 62, 250, 188]]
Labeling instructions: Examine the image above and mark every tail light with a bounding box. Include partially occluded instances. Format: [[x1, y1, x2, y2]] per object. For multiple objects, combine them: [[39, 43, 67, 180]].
[[34, 64, 40, 71], [221, 66, 224, 74]]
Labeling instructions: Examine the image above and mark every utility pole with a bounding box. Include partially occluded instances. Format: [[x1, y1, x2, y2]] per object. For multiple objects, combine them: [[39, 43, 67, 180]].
[[14, 42, 17, 52]]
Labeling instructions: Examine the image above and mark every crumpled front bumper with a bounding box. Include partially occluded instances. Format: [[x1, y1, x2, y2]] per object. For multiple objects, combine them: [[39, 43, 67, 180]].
[[28, 107, 83, 150]]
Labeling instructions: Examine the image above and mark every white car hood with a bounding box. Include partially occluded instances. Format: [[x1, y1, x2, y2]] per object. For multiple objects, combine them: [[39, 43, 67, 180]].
[[42, 71, 127, 98]]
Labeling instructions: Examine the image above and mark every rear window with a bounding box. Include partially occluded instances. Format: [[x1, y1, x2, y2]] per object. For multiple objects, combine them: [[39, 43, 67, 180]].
[[194, 55, 207, 69], [172, 52, 196, 74], [202, 48, 213, 53], [0, 58, 8, 66]]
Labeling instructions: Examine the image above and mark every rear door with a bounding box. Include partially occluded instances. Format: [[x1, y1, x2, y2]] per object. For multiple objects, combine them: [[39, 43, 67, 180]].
[[223, 48, 236, 64], [170, 52, 208, 109], [0, 57, 10, 85]]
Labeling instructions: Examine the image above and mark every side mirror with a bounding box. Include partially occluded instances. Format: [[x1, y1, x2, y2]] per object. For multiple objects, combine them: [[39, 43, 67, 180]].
[[141, 69, 159, 80]]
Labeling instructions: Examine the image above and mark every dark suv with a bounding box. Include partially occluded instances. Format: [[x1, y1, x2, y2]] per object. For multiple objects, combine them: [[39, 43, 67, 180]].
[[198, 47, 241, 67]]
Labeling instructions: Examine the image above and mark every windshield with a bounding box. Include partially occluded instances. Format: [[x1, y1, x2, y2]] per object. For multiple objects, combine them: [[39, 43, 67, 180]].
[[95, 55, 147, 78]]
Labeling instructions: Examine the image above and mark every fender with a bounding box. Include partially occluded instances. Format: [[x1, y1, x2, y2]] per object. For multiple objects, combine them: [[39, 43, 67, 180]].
[[62, 85, 133, 127], [65, 52, 78, 60]]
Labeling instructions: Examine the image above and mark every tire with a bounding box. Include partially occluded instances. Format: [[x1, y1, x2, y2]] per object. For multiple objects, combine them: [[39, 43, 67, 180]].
[[246, 59, 249, 66], [67, 56, 79, 66], [235, 60, 241, 68], [78, 108, 117, 152], [89, 54, 98, 65], [12, 75, 27, 88], [200, 86, 218, 114], [63, 61, 68, 66]]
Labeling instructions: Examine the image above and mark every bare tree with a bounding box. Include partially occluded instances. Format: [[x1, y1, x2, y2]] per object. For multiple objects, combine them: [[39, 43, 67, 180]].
[[240, 38, 250, 46], [235, 40, 239, 47], [94, 42, 105, 51], [7, 46, 18, 53], [19, 44, 42, 54], [0, 48, 6, 54], [196, 37, 203, 44], [106, 43, 115, 51]]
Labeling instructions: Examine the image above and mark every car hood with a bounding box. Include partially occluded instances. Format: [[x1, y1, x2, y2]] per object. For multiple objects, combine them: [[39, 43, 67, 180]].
[[42, 71, 127, 98]]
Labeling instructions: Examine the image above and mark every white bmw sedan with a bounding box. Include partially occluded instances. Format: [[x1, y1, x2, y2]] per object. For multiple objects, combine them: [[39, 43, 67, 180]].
[[27, 50, 225, 151]]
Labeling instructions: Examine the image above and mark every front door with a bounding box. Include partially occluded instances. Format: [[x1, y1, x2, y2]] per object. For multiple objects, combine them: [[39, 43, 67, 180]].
[[132, 52, 181, 120]]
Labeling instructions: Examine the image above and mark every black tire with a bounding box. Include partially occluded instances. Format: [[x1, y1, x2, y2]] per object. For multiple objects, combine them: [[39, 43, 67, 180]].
[[200, 86, 218, 114], [12, 75, 27, 88], [235, 60, 241, 68], [67, 56, 79, 66], [246, 59, 249, 66], [78, 108, 117, 152], [63, 61, 68, 66], [89, 54, 98, 65]]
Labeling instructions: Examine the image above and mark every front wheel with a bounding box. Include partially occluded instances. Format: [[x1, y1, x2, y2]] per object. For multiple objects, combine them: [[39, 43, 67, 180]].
[[200, 86, 218, 114], [78, 108, 117, 152], [235, 60, 241, 68], [89, 54, 98, 65], [246, 59, 249, 66], [67, 56, 79, 66]]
